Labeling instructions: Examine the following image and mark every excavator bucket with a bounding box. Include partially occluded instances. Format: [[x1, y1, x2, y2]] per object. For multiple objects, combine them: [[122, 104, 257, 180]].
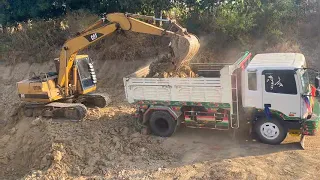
[[105, 13, 200, 77], [147, 33, 200, 77], [170, 33, 200, 69]]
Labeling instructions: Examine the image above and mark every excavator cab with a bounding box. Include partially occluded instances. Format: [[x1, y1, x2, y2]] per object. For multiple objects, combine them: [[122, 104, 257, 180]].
[[74, 55, 97, 93], [54, 55, 97, 95], [17, 55, 97, 103]]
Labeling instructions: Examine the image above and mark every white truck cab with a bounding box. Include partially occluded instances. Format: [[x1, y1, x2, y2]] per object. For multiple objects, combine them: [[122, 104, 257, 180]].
[[242, 53, 308, 119], [240, 53, 320, 145]]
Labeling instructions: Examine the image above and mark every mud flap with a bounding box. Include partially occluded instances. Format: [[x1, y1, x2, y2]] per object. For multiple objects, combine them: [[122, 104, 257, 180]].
[[133, 110, 151, 135], [231, 119, 253, 141], [300, 135, 305, 150], [141, 127, 151, 135]]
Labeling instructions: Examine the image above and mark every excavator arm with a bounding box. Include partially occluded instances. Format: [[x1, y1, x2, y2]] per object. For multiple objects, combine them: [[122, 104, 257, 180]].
[[57, 13, 200, 96]]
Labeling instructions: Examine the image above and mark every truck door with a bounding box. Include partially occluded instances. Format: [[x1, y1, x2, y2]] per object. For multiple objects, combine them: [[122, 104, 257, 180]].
[[262, 70, 301, 119]]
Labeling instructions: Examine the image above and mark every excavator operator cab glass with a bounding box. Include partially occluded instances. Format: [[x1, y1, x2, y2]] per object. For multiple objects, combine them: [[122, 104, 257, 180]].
[[76, 56, 97, 91]]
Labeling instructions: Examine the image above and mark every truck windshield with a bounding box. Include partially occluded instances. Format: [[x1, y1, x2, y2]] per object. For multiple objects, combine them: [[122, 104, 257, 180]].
[[300, 69, 310, 94]]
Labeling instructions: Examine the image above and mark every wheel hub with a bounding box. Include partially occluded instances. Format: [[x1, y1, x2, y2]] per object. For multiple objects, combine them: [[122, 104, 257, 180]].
[[260, 122, 280, 140]]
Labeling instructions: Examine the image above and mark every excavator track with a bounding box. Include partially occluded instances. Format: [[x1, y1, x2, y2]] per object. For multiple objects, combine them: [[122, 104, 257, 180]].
[[21, 93, 111, 121], [23, 102, 87, 121], [48, 102, 87, 121], [76, 93, 111, 108]]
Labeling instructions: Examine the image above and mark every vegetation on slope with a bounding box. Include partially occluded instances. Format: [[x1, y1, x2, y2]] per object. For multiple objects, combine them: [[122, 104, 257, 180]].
[[0, 0, 319, 64]]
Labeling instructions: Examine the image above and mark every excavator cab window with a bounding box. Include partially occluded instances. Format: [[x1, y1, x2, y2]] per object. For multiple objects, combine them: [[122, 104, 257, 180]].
[[76, 57, 96, 91]]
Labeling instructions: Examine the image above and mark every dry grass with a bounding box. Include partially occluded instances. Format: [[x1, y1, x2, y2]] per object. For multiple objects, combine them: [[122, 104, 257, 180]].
[[1, 10, 320, 69], [0, 10, 168, 66], [0, 20, 67, 64]]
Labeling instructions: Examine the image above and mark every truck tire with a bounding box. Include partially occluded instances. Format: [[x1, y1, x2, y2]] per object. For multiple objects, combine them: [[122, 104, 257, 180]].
[[149, 111, 176, 137], [254, 118, 287, 145]]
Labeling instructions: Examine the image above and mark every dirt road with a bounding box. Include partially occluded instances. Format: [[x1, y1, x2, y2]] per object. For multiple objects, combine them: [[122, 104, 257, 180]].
[[3, 103, 320, 180]]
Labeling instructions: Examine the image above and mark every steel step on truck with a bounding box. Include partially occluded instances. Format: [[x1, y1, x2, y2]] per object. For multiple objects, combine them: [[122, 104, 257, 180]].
[[123, 51, 320, 146]]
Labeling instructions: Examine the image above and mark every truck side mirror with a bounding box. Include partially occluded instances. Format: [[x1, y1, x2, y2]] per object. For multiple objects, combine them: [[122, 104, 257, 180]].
[[315, 75, 320, 96]]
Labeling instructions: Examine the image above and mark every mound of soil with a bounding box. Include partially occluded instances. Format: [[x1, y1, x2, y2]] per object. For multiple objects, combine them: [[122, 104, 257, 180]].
[[0, 116, 53, 179], [21, 106, 176, 179], [147, 56, 196, 78]]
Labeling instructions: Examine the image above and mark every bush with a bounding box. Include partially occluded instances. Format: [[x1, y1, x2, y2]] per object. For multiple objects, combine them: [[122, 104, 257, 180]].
[[0, 10, 98, 64], [215, 1, 261, 40], [255, 0, 301, 42], [0, 20, 67, 64], [0, 10, 168, 65], [172, 0, 302, 45]]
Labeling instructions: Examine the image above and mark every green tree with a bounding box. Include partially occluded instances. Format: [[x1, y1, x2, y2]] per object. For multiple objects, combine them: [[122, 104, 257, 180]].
[[0, 0, 175, 25], [0, 0, 65, 25], [256, 0, 300, 41], [215, 0, 262, 39], [0, 0, 9, 24]]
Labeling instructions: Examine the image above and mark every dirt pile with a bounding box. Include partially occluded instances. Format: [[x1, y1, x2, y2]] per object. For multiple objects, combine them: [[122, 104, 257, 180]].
[[19, 106, 177, 179], [0, 117, 53, 179], [0, 62, 55, 179], [147, 55, 197, 78], [0, 105, 176, 179]]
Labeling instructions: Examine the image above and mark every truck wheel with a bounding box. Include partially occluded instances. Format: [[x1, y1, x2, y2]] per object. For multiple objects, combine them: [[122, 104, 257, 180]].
[[149, 111, 176, 137], [254, 118, 287, 145]]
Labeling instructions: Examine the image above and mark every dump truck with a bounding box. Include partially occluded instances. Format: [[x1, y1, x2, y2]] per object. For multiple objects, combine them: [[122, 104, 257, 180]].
[[124, 51, 320, 146]]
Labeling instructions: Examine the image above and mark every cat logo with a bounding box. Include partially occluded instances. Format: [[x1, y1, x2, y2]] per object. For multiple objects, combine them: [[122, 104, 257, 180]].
[[84, 33, 104, 42], [90, 33, 98, 41]]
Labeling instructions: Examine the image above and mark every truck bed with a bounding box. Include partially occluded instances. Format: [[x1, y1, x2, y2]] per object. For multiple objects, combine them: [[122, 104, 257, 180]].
[[123, 51, 252, 110], [123, 64, 233, 105]]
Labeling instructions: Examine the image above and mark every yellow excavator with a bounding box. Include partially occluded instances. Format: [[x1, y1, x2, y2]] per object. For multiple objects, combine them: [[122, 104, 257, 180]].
[[16, 13, 200, 120]]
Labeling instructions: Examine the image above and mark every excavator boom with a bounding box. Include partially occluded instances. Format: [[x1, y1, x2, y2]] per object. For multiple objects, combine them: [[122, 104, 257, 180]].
[[58, 13, 200, 95]]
